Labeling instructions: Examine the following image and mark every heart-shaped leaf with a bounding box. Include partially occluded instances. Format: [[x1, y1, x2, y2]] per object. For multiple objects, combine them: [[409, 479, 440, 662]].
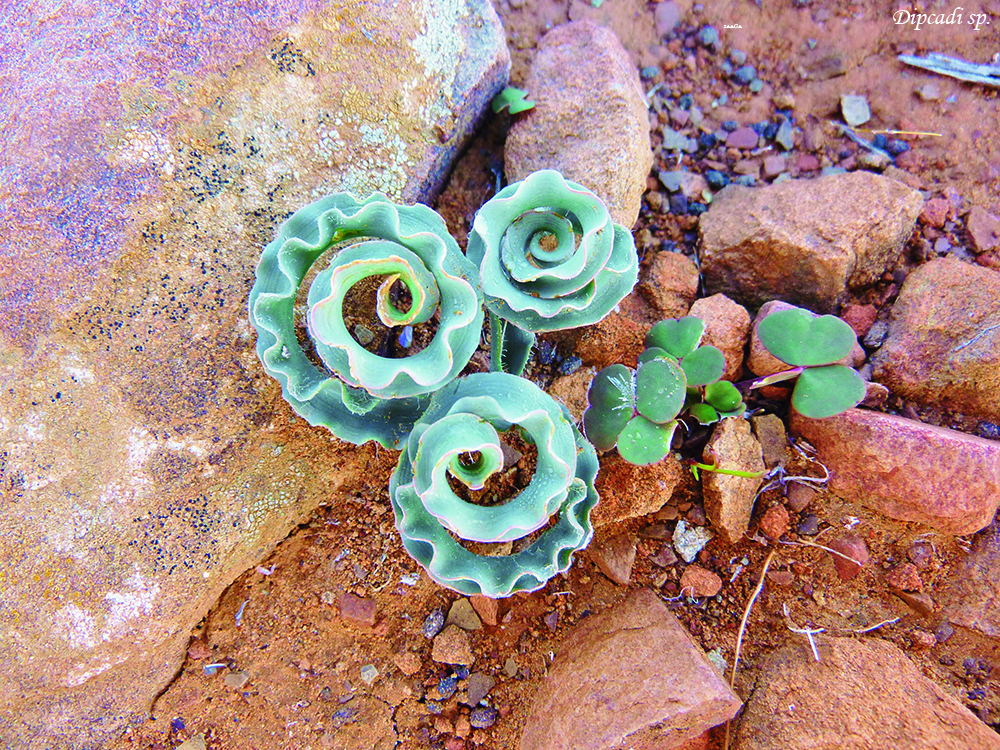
[[644, 316, 705, 359], [680, 345, 725, 386], [791, 364, 866, 418], [757, 307, 857, 366], [717, 403, 747, 419], [705, 380, 743, 412], [688, 402, 719, 425], [617, 416, 677, 465], [583, 364, 635, 451], [635, 358, 687, 424], [637, 346, 674, 365]]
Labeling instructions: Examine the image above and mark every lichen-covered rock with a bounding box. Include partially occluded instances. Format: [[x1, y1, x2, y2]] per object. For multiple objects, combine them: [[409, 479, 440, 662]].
[[521, 589, 741, 750], [0, 1, 508, 747], [699, 173, 922, 313], [735, 637, 1000, 750], [791, 408, 1000, 535], [871, 258, 1000, 422], [505, 20, 652, 228]]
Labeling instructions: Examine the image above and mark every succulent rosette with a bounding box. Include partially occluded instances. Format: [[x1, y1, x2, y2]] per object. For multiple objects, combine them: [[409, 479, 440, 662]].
[[466, 170, 639, 333], [249, 192, 484, 448], [390, 372, 599, 597]]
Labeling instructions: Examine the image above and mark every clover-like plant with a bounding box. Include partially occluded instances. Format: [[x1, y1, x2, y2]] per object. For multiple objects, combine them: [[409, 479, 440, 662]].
[[583, 316, 742, 465], [390, 372, 599, 597], [249, 192, 484, 448], [750, 306, 866, 418], [466, 170, 639, 375], [584, 306, 867, 467], [491, 86, 536, 114]]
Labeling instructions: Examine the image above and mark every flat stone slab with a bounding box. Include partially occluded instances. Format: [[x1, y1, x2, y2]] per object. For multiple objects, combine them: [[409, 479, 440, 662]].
[[736, 637, 1000, 750], [791, 408, 1000, 535], [520, 588, 741, 750]]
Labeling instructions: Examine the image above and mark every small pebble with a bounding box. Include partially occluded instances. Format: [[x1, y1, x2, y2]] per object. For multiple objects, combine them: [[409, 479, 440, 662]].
[[749, 78, 764, 93], [502, 657, 518, 678], [726, 127, 759, 149], [840, 94, 871, 126], [775, 120, 795, 150], [873, 133, 888, 150], [668, 193, 689, 215], [705, 170, 729, 190], [673, 519, 713, 563], [698, 25, 719, 47], [536, 340, 557, 365], [423, 609, 446, 639], [797, 514, 820, 535], [470, 706, 498, 729], [733, 65, 756, 85], [733, 175, 756, 187], [763, 121, 779, 140], [688, 202, 708, 216], [354, 324, 375, 346], [935, 622, 955, 643], [680, 564, 723, 597], [558, 355, 582, 375], [678, 93, 693, 110], [698, 132, 717, 151], [886, 139, 910, 156], [361, 664, 379, 685], [730, 49, 747, 65], [828, 533, 870, 581], [438, 675, 458, 699], [721, 120, 739, 132], [863, 319, 889, 348], [759, 504, 790, 539], [640, 65, 659, 80]]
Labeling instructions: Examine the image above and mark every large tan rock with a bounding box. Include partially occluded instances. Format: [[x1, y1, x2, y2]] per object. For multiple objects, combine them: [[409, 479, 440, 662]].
[[0, 2, 508, 747], [699, 172, 922, 313], [871, 258, 1000, 422], [505, 21, 652, 228], [593, 452, 686, 527], [701, 419, 765, 545], [521, 589, 741, 750], [735, 637, 1000, 750], [791, 408, 1000, 535]]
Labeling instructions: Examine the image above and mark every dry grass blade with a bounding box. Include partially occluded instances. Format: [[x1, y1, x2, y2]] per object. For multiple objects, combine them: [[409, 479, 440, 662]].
[[724, 549, 776, 750], [780, 537, 864, 566]]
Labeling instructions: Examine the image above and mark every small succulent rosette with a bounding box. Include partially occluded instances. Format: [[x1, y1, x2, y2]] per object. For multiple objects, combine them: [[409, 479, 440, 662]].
[[390, 372, 599, 597], [466, 170, 639, 333], [248, 192, 484, 448]]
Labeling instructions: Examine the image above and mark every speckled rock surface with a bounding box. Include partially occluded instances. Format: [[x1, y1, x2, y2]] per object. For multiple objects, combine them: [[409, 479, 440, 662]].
[[699, 172, 922, 314], [735, 637, 1000, 750], [521, 589, 741, 750], [688, 294, 751, 382], [791, 408, 1000, 535], [505, 20, 653, 228], [701, 419, 765, 546], [871, 258, 1000, 422], [0, 2, 508, 747]]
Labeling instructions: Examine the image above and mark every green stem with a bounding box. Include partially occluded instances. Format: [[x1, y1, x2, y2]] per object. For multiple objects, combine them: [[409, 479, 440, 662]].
[[688, 459, 766, 481], [488, 311, 535, 376]]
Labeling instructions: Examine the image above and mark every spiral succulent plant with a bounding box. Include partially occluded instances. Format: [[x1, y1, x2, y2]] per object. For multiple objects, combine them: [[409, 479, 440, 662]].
[[466, 170, 639, 374], [249, 192, 484, 448], [390, 372, 599, 597]]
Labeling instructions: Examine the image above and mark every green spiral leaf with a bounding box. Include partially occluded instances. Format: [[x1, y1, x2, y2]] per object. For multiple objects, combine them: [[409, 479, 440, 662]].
[[467, 170, 639, 333], [248, 192, 484, 448], [390, 373, 599, 597]]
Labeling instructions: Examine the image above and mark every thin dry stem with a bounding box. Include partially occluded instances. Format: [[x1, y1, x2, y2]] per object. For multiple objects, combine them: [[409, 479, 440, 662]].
[[724, 550, 776, 750], [780, 538, 864, 567]]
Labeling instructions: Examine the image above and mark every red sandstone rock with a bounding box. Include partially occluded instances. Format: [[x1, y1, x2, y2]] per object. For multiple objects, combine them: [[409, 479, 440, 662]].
[[759, 504, 790, 540], [735, 637, 1000, 750], [680, 565, 723, 597], [638, 250, 700, 318], [339, 593, 376, 626], [791, 408, 1000, 535], [689, 294, 751, 382], [827, 533, 870, 581], [702, 419, 765, 545], [520, 589, 741, 750], [872, 258, 1000, 422]]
